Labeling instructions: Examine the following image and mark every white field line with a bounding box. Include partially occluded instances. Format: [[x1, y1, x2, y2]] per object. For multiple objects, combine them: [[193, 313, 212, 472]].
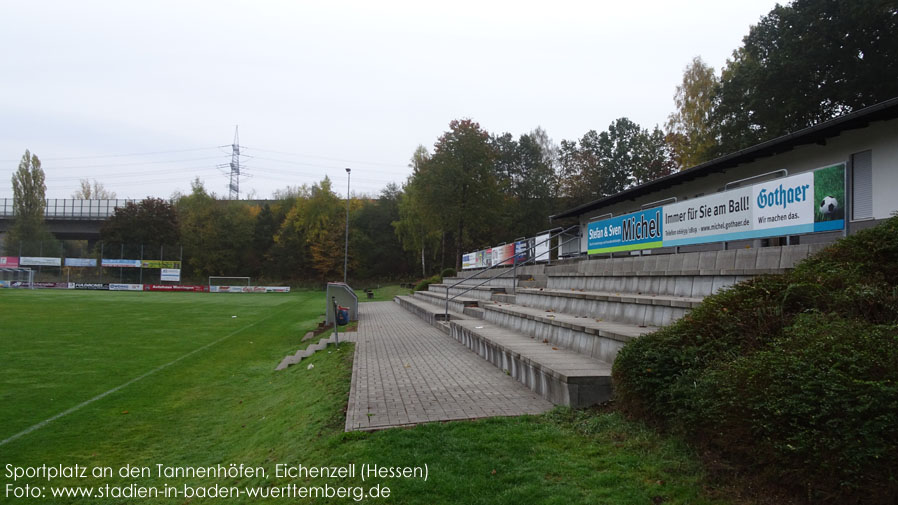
[[1, 309, 285, 448]]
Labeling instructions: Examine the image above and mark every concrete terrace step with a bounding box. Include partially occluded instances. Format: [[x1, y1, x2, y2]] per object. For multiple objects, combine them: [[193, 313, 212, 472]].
[[547, 244, 825, 277], [428, 283, 503, 301], [395, 295, 471, 333], [443, 276, 516, 288], [449, 319, 612, 407], [518, 287, 702, 308], [546, 272, 747, 298], [514, 288, 700, 327], [480, 301, 657, 363], [413, 289, 481, 314], [275, 335, 342, 370]]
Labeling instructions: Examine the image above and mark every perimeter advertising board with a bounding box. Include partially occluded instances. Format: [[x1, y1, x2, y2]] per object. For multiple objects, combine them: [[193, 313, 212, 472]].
[[65, 258, 97, 267], [160, 268, 181, 282], [210, 286, 291, 293], [69, 283, 109, 290], [109, 283, 143, 291], [493, 244, 515, 266], [462, 253, 476, 270], [587, 164, 845, 254], [20, 257, 62, 267], [12, 281, 67, 288], [142, 260, 182, 269], [515, 240, 530, 262], [0, 256, 19, 267], [102, 259, 142, 268], [143, 284, 209, 292], [534, 233, 551, 262]]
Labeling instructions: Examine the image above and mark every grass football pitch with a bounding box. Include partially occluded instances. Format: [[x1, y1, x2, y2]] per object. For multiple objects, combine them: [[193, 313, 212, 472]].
[[0, 289, 732, 505]]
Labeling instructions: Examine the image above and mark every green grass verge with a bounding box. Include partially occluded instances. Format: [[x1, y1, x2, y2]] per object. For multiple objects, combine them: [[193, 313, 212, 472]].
[[355, 284, 413, 302], [1, 289, 731, 504]]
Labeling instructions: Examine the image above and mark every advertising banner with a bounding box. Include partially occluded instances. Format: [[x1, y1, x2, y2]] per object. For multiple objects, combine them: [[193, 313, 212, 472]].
[[12, 281, 67, 289], [587, 163, 845, 254], [493, 244, 515, 266], [20, 257, 62, 267], [143, 284, 209, 292], [534, 233, 551, 262], [662, 187, 752, 246], [462, 253, 476, 270], [102, 259, 142, 268], [141, 260, 182, 269], [515, 240, 529, 262], [587, 208, 664, 254], [160, 268, 181, 282], [504, 243, 515, 264], [110, 283, 143, 291], [65, 258, 98, 267], [210, 286, 291, 293], [69, 283, 109, 290], [0, 256, 19, 268], [0, 281, 10, 288], [484, 248, 492, 267]]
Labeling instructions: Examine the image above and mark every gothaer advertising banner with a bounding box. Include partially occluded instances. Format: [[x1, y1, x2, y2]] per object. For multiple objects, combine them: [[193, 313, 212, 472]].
[[587, 163, 845, 255]]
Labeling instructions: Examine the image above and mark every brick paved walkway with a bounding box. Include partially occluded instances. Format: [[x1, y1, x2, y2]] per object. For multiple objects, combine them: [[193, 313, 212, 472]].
[[345, 301, 552, 431]]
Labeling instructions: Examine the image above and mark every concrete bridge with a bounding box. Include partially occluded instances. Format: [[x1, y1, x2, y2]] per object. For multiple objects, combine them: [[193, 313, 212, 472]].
[[0, 198, 280, 241], [0, 199, 135, 241]]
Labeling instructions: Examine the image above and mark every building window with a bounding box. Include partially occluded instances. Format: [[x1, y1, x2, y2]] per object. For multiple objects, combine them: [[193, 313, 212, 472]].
[[851, 150, 873, 220]]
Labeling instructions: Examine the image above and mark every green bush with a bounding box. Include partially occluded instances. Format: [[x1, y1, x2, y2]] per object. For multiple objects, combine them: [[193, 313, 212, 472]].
[[613, 216, 898, 504], [414, 274, 442, 291], [440, 267, 457, 278], [691, 314, 898, 498]]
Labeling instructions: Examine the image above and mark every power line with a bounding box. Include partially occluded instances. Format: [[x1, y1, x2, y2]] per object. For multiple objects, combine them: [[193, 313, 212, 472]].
[[243, 146, 409, 171], [247, 165, 404, 183], [48, 166, 220, 183], [39, 156, 226, 170], [0, 146, 221, 163]]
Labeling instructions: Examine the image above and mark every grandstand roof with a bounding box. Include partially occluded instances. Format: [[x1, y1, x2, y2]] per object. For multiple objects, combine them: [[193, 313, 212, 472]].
[[551, 96, 898, 221]]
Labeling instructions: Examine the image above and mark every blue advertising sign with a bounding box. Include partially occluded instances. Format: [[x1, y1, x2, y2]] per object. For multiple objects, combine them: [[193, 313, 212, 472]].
[[587, 209, 664, 254], [65, 258, 97, 267]]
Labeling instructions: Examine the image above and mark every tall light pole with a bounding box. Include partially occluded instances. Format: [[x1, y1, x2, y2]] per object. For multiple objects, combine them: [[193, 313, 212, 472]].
[[344, 168, 351, 284]]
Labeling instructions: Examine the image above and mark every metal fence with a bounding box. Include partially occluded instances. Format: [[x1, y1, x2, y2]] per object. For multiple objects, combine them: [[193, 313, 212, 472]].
[[0, 241, 183, 284]]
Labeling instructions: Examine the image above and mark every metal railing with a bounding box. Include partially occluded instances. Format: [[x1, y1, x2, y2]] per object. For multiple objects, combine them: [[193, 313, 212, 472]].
[[0, 199, 138, 220], [443, 225, 580, 321]]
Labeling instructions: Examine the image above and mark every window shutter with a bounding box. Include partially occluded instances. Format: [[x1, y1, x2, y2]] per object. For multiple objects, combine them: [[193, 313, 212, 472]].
[[852, 150, 873, 220]]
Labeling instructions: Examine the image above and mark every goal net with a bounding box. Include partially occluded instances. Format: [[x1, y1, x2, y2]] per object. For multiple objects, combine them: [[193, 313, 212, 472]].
[[208, 276, 251, 287], [0, 267, 35, 289]]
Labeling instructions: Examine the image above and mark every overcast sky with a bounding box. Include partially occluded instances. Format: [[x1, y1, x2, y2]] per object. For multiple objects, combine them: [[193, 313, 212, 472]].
[[0, 0, 779, 201]]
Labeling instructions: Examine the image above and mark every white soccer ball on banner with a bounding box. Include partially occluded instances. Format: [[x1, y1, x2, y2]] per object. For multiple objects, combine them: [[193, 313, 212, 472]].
[[819, 196, 838, 218]]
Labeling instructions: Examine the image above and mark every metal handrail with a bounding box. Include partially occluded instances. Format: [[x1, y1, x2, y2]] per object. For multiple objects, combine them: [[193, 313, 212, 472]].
[[724, 169, 787, 190], [443, 225, 580, 320]]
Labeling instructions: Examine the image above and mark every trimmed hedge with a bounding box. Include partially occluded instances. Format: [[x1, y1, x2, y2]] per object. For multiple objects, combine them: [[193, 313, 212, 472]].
[[414, 274, 442, 292], [440, 267, 457, 278], [613, 216, 898, 504]]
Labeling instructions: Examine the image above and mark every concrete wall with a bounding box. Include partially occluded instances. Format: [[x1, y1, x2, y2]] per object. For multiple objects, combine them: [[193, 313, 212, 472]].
[[576, 117, 898, 254]]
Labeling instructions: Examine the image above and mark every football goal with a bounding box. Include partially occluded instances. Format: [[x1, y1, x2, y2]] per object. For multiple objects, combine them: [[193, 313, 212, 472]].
[[0, 267, 35, 289]]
